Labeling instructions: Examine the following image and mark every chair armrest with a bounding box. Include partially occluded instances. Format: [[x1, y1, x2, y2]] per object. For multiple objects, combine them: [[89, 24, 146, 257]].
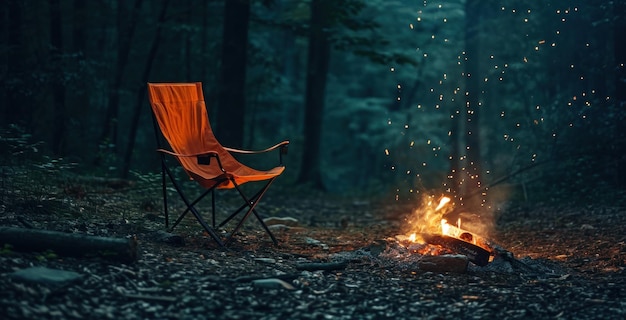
[[224, 141, 289, 166], [156, 149, 225, 170], [223, 140, 289, 155], [156, 149, 219, 158]]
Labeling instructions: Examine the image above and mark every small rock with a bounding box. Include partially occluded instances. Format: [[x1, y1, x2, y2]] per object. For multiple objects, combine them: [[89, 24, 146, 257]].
[[254, 258, 276, 264], [305, 237, 321, 245], [367, 240, 387, 257], [263, 217, 299, 227], [155, 231, 185, 246], [252, 278, 295, 290], [10, 267, 82, 287], [267, 224, 291, 231], [305, 237, 329, 250]]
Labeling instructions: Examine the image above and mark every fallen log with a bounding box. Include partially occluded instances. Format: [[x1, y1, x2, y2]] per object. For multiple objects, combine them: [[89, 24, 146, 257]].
[[0, 227, 137, 263]]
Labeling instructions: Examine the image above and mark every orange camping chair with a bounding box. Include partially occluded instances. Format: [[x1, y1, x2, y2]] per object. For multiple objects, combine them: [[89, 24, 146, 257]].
[[147, 82, 289, 246]]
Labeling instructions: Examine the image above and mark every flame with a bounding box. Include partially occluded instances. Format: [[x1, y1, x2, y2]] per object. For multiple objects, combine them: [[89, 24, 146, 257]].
[[441, 218, 450, 235], [404, 195, 479, 243], [440, 218, 465, 239], [435, 196, 451, 211], [401, 194, 494, 257], [440, 217, 492, 253], [404, 195, 453, 240]]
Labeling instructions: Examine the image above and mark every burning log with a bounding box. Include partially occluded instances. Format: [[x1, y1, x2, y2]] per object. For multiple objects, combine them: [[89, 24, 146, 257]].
[[422, 233, 491, 266], [400, 195, 498, 267]]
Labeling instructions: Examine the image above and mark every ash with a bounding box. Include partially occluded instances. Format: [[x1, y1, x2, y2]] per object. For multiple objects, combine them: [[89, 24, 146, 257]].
[[470, 245, 569, 280], [329, 239, 568, 279]]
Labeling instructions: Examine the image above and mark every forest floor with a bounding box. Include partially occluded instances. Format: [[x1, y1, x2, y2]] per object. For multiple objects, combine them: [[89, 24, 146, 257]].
[[0, 161, 625, 319]]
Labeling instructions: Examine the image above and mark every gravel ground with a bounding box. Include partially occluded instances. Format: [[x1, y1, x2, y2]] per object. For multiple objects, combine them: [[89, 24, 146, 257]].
[[1, 171, 625, 319]]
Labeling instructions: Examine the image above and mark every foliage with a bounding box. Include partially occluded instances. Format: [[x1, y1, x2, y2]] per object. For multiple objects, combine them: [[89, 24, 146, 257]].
[[380, 0, 625, 203], [0, 125, 42, 163], [0, 244, 13, 256], [1, 0, 623, 199], [35, 250, 59, 262]]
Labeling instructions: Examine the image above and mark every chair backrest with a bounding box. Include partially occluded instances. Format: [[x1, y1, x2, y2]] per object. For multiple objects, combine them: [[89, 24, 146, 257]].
[[147, 82, 214, 153], [147, 82, 232, 181]]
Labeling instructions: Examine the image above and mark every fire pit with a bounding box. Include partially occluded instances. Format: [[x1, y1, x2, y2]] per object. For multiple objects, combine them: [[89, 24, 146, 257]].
[[398, 196, 495, 267]]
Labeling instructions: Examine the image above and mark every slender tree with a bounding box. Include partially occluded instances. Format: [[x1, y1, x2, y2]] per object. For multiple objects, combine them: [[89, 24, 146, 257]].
[[443, 0, 485, 211], [614, 0, 626, 187], [122, 0, 170, 178], [49, 0, 66, 155], [97, 0, 143, 162], [461, 0, 483, 206], [294, 0, 416, 190], [297, 0, 331, 189], [73, 0, 85, 51], [4, 0, 24, 126], [216, 0, 250, 148]]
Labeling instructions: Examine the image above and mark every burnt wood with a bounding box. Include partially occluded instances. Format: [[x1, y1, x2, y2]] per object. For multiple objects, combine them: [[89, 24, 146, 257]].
[[422, 233, 492, 266]]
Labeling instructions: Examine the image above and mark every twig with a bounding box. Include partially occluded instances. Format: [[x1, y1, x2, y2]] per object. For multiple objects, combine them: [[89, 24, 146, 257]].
[[295, 261, 348, 271], [123, 293, 177, 303], [234, 273, 300, 283]]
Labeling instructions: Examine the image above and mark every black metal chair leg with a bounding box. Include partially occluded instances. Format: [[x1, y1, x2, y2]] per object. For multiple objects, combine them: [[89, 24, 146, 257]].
[[161, 161, 169, 229], [162, 165, 225, 247], [211, 189, 216, 228], [225, 179, 278, 245], [217, 187, 264, 228]]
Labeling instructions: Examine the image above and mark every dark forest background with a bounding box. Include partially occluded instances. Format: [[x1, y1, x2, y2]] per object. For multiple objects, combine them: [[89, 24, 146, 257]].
[[1, 0, 625, 207]]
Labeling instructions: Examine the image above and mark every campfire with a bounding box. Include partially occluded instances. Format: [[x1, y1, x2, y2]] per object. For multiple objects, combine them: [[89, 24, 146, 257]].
[[396, 196, 494, 266]]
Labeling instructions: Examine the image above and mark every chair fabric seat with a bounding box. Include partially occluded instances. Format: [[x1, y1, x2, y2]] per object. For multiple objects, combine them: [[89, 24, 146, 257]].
[[187, 163, 285, 189], [147, 82, 288, 246]]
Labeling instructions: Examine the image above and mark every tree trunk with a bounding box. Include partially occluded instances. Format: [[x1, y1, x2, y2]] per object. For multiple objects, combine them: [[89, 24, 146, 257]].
[[50, 0, 66, 156], [185, 0, 192, 81], [201, 0, 209, 84], [614, 0, 626, 187], [0, 2, 6, 124], [97, 0, 143, 162], [70, 0, 92, 157], [73, 0, 85, 50], [0, 227, 138, 263], [4, 0, 24, 126], [216, 0, 250, 149], [461, 0, 483, 209], [121, 0, 170, 178], [297, 0, 331, 189]]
